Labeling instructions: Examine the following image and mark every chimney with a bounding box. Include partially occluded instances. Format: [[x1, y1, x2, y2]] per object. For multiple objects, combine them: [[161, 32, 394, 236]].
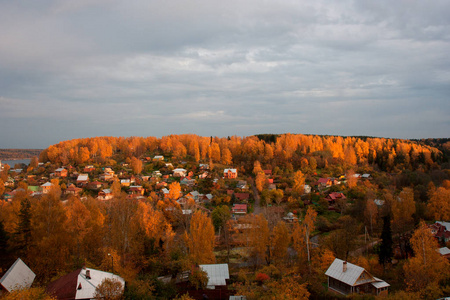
[[77, 283, 82, 290], [343, 261, 347, 272], [86, 270, 91, 279]]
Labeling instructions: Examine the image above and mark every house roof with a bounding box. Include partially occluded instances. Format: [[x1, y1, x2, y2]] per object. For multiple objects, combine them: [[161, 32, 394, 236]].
[[234, 193, 250, 201], [47, 268, 125, 300], [41, 182, 53, 187], [77, 174, 89, 181], [374, 199, 385, 206], [439, 247, 450, 256], [318, 178, 330, 184], [327, 192, 346, 200], [224, 169, 237, 173], [173, 168, 187, 172], [325, 259, 366, 286], [199, 264, 230, 287], [371, 278, 390, 289], [436, 221, 450, 231], [233, 204, 247, 210], [325, 258, 389, 289], [55, 168, 66, 172], [0, 258, 36, 292]]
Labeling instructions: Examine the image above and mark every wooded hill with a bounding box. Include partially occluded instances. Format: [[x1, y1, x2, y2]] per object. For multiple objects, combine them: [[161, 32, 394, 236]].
[[0, 149, 42, 160]]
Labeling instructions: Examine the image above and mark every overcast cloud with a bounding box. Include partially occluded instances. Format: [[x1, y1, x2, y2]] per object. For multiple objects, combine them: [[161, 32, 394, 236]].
[[0, 0, 449, 148]]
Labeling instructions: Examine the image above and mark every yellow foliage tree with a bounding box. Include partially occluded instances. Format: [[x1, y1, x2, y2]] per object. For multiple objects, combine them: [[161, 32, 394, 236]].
[[427, 187, 450, 220], [403, 221, 450, 292], [292, 171, 305, 196], [392, 187, 415, 234], [168, 182, 181, 201], [271, 221, 290, 265], [248, 214, 270, 266], [131, 157, 143, 174], [188, 211, 215, 264]]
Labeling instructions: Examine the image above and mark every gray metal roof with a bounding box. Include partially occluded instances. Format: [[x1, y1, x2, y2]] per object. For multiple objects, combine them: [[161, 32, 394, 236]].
[[0, 258, 36, 292], [371, 277, 390, 289], [199, 264, 229, 288], [436, 221, 450, 231], [325, 258, 365, 286], [439, 247, 450, 256]]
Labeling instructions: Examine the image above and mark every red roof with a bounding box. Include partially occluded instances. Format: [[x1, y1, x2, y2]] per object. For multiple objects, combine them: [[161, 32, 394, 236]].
[[233, 204, 247, 210], [234, 193, 250, 201], [47, 269, 81, 300], [327, 192, 346, 201]]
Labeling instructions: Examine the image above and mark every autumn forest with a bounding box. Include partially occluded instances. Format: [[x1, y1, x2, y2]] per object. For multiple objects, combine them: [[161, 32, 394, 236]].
[[1, 134, 450, 299]]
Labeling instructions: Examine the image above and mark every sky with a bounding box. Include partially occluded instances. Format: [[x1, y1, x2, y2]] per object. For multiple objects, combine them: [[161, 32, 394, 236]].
[[0, 0, 449, 149]]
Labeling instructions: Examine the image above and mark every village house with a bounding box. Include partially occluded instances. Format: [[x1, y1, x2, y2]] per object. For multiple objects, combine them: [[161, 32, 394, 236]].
[[83, 165, 95, 173], [55, 168, 68, 178], [0, 258, 36, 296], [199, 163, 209, 170], [186, 191, 201, 202], [152, 170, 162, 177], [41, 182, 53, 194], [47, 267, 125, 300], [429, 221, 450, 244], [129, 185, 144, 196], [232, 204, 247, 215], [199, 264, 230, 290], [87, 181, 102, 190], [98, 189, 113, 201], [439, 247, 450, 260], [283, 212, 299, 223], [120, 179, 131, 187], [153, 155, 164, 161], [223, 168, 237, 179], [180, 176, 196, 186], [65, 184, 83, 196], [325, 258, 389, 296], [304, 184, 311, 194], [317, 178, 333, 187], [76, 174, 89, 186], [234, 193, 250, 202], [326, 192, 346, 203], [173, 168, 187, 177]]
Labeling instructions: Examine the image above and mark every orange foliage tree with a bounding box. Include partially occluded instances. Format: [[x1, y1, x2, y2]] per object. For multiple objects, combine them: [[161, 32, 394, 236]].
[[403, 221, 450, 292], [187, 211, 215, 264]]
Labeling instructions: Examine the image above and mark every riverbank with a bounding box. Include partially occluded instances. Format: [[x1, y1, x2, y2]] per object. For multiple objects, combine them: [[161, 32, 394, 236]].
[[0, 149, 41, 161]]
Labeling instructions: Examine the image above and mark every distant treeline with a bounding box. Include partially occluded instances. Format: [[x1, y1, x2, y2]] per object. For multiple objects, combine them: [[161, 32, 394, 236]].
[[0, 149, 42, 160]]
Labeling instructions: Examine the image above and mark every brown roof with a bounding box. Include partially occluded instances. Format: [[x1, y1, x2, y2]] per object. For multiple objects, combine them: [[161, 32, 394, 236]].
[[47, 269, 81, 300], [234, 193, 250, 201]]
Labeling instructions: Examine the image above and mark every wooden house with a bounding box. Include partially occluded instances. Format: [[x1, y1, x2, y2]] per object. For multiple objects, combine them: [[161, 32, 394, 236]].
[[223, 169, 237, 179], [325, 258, 389, 296], [98, 189, 113, 201], [232, 204, 247, 215], [55, 168, 68, 178]]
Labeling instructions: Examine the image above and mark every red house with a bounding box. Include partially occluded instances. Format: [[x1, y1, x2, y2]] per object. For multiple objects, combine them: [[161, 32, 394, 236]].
[[232, 204, 247, 214], [224, 169, 237, 179], [55, 168, 68, 178]]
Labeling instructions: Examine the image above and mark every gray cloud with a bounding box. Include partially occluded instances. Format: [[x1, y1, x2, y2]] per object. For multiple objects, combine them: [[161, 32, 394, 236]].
[[0, 0, 449, 148]]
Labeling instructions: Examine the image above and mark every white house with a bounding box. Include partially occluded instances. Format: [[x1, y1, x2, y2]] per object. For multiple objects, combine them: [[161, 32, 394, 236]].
[[173, 168, 187, 177], [0, 258, 36, 295], [199, 264, 230, 289], [47, 267, 125, 300]]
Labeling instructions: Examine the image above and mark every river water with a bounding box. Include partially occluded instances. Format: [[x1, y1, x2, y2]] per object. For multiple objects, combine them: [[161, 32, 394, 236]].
[[1, 158, 31, 167]]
